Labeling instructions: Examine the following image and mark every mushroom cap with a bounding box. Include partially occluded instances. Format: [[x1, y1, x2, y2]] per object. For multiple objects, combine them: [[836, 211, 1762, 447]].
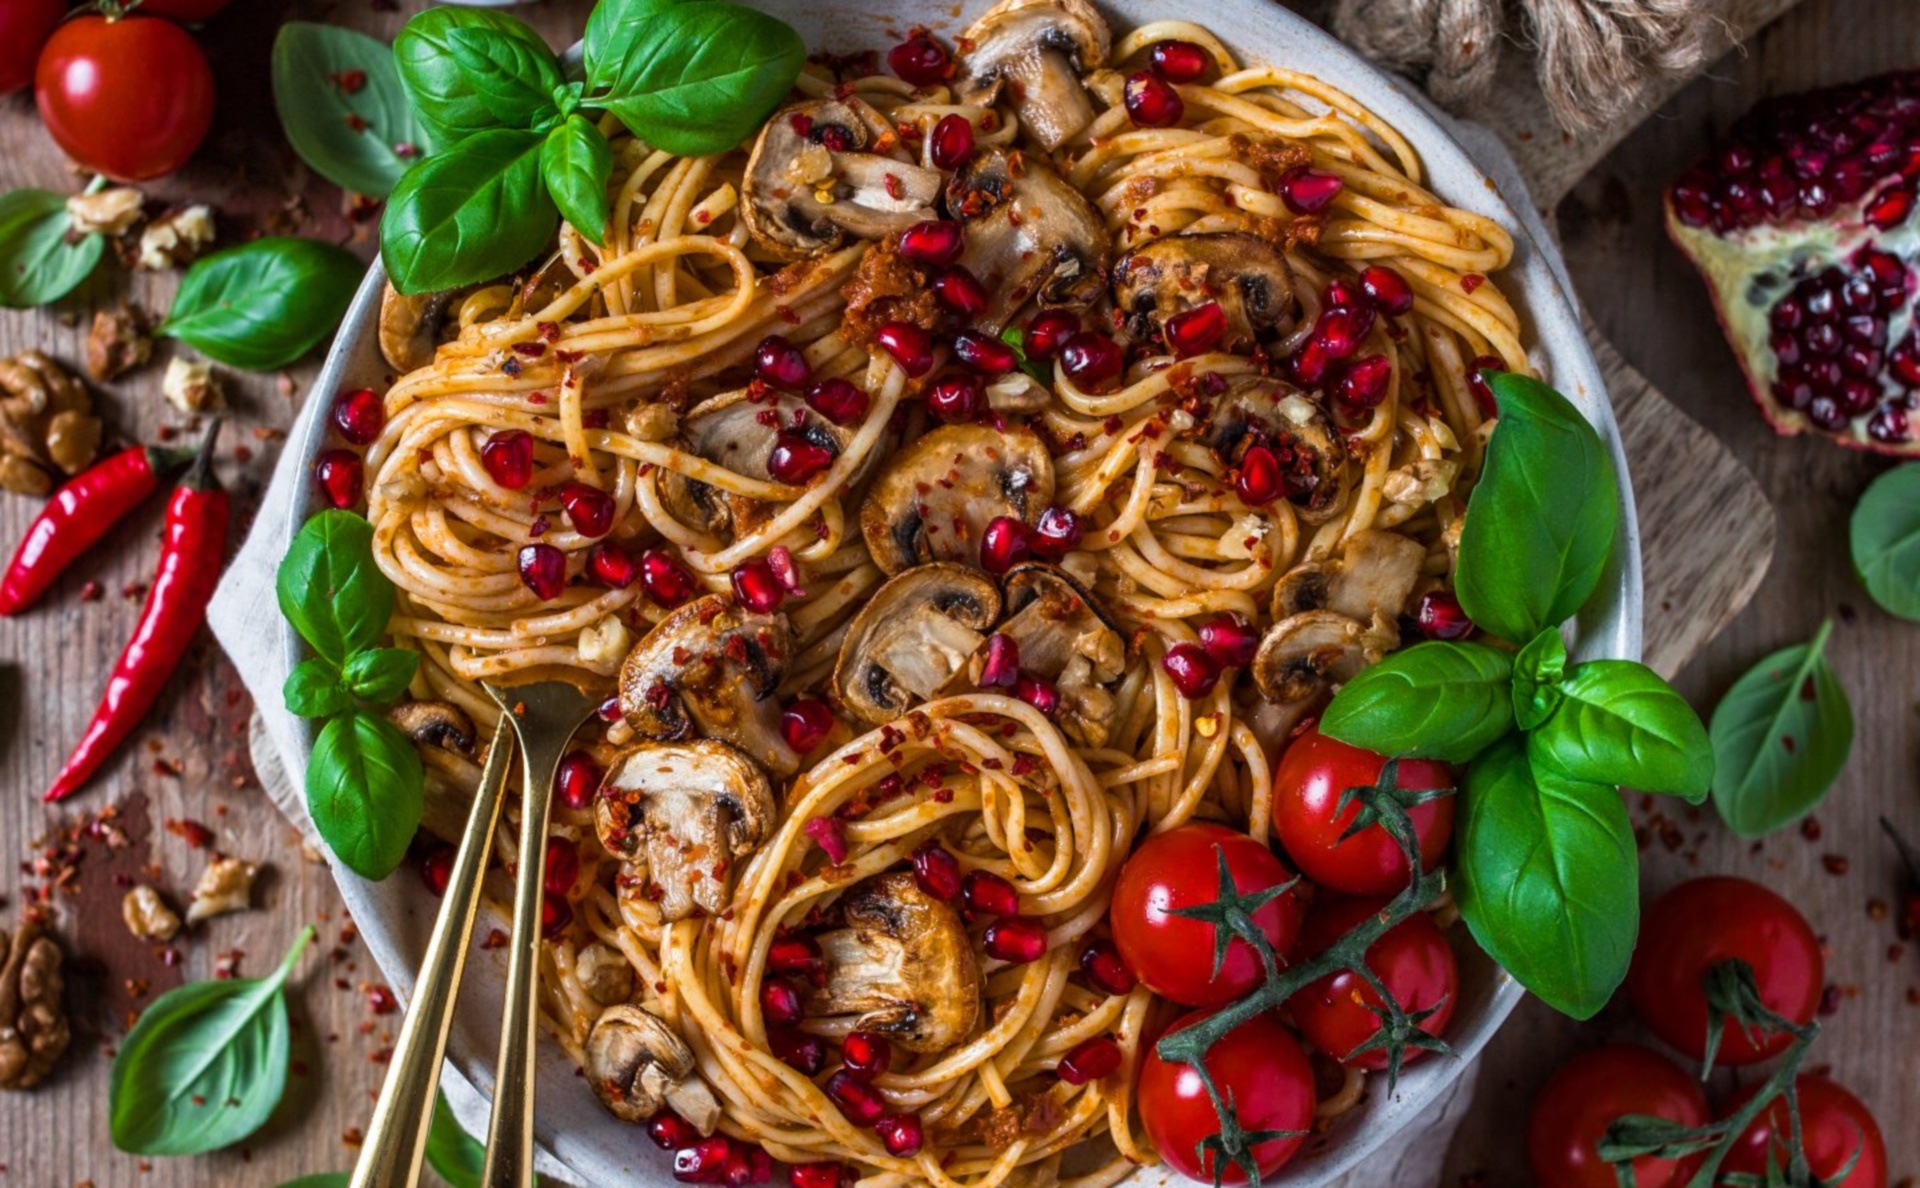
[[807, 872, 981, 1052], [1112, 233, 1298, 352], [595, 739, 776, 922], [1251, 609, 1394, 703], [617, 596, 802, 777], [378, 282, 465, 373], [956, 0, 1111, 150], [1203, 375, 1352, 523], [945, 149, 1111, 332], [585, 1004, 720, 1132], [996, 564, 1127, 745], [859, 422, 1055, 575], [660, 388, 868, 539], [835, 563, 1004, 724], [742, 97, 943, 259], [1271, 529, 1427, 622]]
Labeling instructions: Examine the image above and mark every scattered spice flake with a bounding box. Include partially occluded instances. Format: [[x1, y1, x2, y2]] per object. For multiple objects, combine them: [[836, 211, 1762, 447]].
[[1801, 816, 1823, 841], [165, 818, 215, 849], [332, 69, 367, 94], [1822, 853, 1850, 876], [1461, 273, 1486, 293]]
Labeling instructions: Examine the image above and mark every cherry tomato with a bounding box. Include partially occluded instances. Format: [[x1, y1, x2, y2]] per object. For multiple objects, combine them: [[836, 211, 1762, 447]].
[[35, 15, 215, 181], [1626, 877, 1823, 1066], [1110, 823, 1303, 1007], [128, 0, 234, 21], [1272, 723, 1454, 896], [1137, 1009, 1315, 1184], [1721, 1076, 1886, 1188], [1289, 896, 1456, 1070], [1525, 1046, 1710, 1188], [0, 0, 64, 94]]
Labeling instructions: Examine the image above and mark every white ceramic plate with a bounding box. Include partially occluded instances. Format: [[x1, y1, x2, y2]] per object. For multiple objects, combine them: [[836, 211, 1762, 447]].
[[289, 2, 1640, 1182]]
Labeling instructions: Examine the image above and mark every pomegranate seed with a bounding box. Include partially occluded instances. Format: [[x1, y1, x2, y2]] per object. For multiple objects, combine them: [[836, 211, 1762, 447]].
[[771, 1028, 826, 1075], [1059, 331, 1124, 387], [876, 1113, 924, 1158], [806, 377, 869, 425], [1315, 305, 1373, 359], [912, 841, 963, 900], [673, 1135, 733, 1184], [826, 1070, 886, 1124], [754, 335, 811, 389], [780, 698, 834, 752], [788, 1164, 853, 1188], [314, 449, 364, 509], [977, 631, 1020, 688], [1031, 506, 1082, 558], [1415, 590, 1475, 640], [983, 916, 1048, 963], [419, 844, 455, 896], [898, 220, 964, 266], [597, 696, 622, 723], [544, 836, 579, 899], [1280, 166, 1344, 214], [1164, 301, 1225, 357], [1197, 615, 1260, 668], [761, 977, 804, 1026], [1895, 337, 1920, 386], [1079, 938, 1137, 995], [1336, 354, 1393, 409], [558, 481, 616, 537], [518, 543, 567, 600], [1147, 39, 1210, 82], [954, 331, 1019, 376], [926, 372, 984, 422], [1025, 311, 1078, 359], [1359, 265, 1414, 316], [1466, 356, 1504, 417], [930, 114, 974, 170], [588, 541, 637, 588], [767, 544, 805, 596], [768, 934, 822, 976], [541, 896, 573, 938], [1325, 276, 1363, 309], [768, 431, 835, 484], [888, 34, 951, 87], [649, 1111, 698, 1149], [980, 516, 1031, 574], [1014, 675, 1059, 717], [725, 1145, 773, 1188], [1162, 641, 1223, 699], [1866, 185, 1915, 230], [1839, 376, 1879, 415], [1057, 1035, 1122, 1084], [805, 815, 849, 863], [876, 321, 935, 376], [732, 558, 785, 612], [1235, 445, 1282, 505], [555, 750, 600, 810], [933, 267, 989, 317], [331, 387, 384, 444], [963, 869, 1019, 917], [1870, 405, 1913, 443], [481, 429, 536, 489], [641, 548, 698, 607], [1124, 71, 1183, 127], [1289, 336, 1332, 386], [841, 1031, 891, 1081]]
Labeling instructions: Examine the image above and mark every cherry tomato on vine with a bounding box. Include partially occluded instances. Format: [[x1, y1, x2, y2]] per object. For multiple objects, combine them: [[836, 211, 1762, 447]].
[[1525, 1046, 1710, 1188], [1272, 723, 1454, 896], [35, 15, 215, 181], [1110, 823, 1303, 1007], [1137, 1009, 1315, 1185], [0, 0, 64, 94], [1288, 896, 1456, 1070], [1626, 877, 1823, 1066], [129, 0, 235, 21], [1721, 1076, 1887, 1188]]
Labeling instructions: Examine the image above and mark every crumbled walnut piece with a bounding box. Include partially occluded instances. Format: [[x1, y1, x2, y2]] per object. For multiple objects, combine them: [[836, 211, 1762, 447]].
[[0, 351, 99, 496], [578, 614, 633, 668], [122, 886, 182, 942], [162, 357, 222, 413], [0, 919, 70, 1090], [185, 856, 260, 924], [136, 205, 215, 271], [66, 187, 144, 237], [86, 306, 153, 382]]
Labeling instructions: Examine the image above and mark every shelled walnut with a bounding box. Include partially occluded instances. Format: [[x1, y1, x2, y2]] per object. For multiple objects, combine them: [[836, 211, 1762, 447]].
[[185, 856, 259, 924], [86, 306, 153, 382], [0, 919, 70, 1091], [0, 351, 101, 497], [123, 885, 183, 942]]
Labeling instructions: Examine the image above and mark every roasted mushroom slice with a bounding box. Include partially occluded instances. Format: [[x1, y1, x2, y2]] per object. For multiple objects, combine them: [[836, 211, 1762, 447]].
[[742, 97, 943, 258], [617, 596, 802, 777], [585, 1004, 722, 1132], [836, 564, 1003, 724], [807, 873, 981, 1052], [1271, 530, 1426, 623], [955, 0, 1111, 150], [1251, 610, 1396, 703], [991, 564, 1126, 745], [596, 740, 775, 921], [1201, 375, 1352, 523], [388, 700, 475, 753], [390, 700, 483, 843], [575, 942, 638, 1006], [659, 389, 864, 539], [378, 282, 470, 372], [946, 149, 1110, 332], [1112, 233, 1298, 352], [859, 422, 1055, 575]]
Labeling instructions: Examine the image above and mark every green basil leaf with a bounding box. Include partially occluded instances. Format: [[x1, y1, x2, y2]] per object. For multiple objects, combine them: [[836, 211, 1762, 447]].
[[427, 1090, 486, 1188], [108, 928, 313, 1155], [1455, 372, 1620, 645], [394, 8, 556, 146], [541, 115, 614, 246], [1320, 641, 1515, 763], [590, 2, 806, 157], [307, 710, 424, 880], [1709, 620, 1854, 838], [284, 657, 351, 719], [584, 0, 693, 77], [276, 1178, 350, 1188], [278, 510, 394, 665], [1849, 463, 1920, 620], [382, 128, 555, 295], [1453, 738, 1638, 1020], [343, 646, 419, 704], [1511, 628, 1568, 731], [446, 25, 564, 130], [271, 23, 431, 200], [0, 189, 103, 309], [1530, 658, 1714, 803], [159, 237, 362, 371]]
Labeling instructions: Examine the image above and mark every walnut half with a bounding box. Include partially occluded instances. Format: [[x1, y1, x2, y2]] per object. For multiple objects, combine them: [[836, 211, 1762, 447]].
[[0, 352, 100, 497], [123, 885, 183, 942], [186, 856, 260, 924], [0, 919, 70, 1091]]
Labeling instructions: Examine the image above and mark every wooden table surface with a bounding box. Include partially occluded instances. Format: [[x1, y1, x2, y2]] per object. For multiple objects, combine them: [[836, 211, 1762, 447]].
[[0, 0, 1913, 1184]]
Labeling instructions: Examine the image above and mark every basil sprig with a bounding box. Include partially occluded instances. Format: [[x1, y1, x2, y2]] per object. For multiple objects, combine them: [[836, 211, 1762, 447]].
[[1708, 620, 1853, 838], [272, 23, 433, 199], [1322, 371, 1713, 1018], [381, 0, 805, 294], [160, 238, 364, 371], [278, 511, 425, 880], [0, 188, 107, 309], [1849, 463, 1920, 620]]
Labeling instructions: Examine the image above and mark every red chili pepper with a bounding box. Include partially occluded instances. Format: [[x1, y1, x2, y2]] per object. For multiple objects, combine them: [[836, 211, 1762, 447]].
[[44, 421, 230, 803], [0, 443, 198, 616]]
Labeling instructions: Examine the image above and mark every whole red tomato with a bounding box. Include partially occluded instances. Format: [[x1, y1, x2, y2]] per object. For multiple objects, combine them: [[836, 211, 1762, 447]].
[[127, 0, 234, 20], [1110, 824, 1303, 1007], [1721, 1076, 1886, 1188], [1626, 877, 1823, 1066], [1137, 1009, 1315, 1185], [35, 15, 214, 181], [1272, 723, 1454, 896], [1526, 1046, 1710, 1188], [0, 0, 64, 94], [1289, 896, 1456, 1071]]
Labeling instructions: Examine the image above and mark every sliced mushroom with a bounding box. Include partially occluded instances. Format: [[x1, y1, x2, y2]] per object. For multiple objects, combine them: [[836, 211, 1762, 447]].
[[1271, 530, 1426, 622], [835, 564, 1003, 724], [575, 941, 638, 1006], [859, 422, 1055, 575], [378, 283, 468, 373], [1200, 375, 1352, 523], [992, 564, 1126, 745], [742, 97, 944, 258], [596, 740, 775, 921], [585, 1004, 722, 1133], [388, 700, 475, 753], [807, 873, 980, 1052], [1112, 233, 1298, 352], [617, 596, 802, 777], [955, 0, 1111, 150], [946, 149, 1110, 332], [390, 700, 483, 842], [660, 389, 867, 540], [1251, 609, 1397, 703]]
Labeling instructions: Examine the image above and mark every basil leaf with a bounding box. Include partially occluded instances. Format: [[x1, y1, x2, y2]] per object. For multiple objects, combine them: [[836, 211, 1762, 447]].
[[427, 1090, 485, 1188], [541, 115, 614, 246], [1709, 621, 1854, 838], [382, 128, 555, 295], [343, 646, 418, 704], [307, 710, 424, 880], [590, 2, 806, 157], [394, 8, 556, 146], [285, 657, 351, 719], [0, 189, 103, 309], [447, 25, 564, 130], [1455, 372, 1620, 645], [584, 0, 692, 75], [108, 928, 313, 1155], [1531, 658, 1714, 803], [278, 510, 394, 665], [1320, 641, 1514, 763], [160, 237, 362, 371], [271, 23, 431, 200], [1454, 738, 1638, 1020], [1511, 628, 1567, 731], [1850, 463, 1920, 620], [277, 1178, 350, 1188]]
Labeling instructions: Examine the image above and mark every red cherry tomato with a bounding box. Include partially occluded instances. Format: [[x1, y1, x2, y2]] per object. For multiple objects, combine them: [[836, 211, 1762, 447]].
[[0, 0, 64, 94], [35, 15, 215, 181], [129, 0, 235, 21], [1272, 723, 1454, 895], [1289, 896, 1456, 1071], [1110, 823, 1303, 1007], [1525, 1046, 1710, 1188], [1722, 1076, 1886, 1188], [1626, 877, 1823, 1066], [1137, 1009, 1315, 1185]]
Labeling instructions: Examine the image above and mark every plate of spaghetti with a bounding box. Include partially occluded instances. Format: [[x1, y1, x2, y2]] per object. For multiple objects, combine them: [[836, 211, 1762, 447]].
[[285, 0, 1637, 1184]]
